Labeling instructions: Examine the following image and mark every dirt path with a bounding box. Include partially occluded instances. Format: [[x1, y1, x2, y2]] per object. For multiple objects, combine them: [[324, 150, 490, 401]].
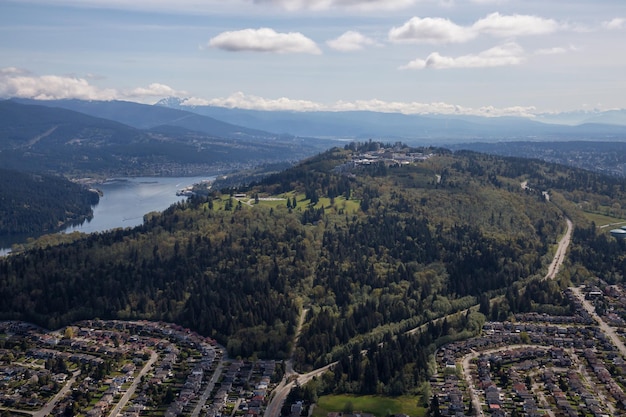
[[265, 307, 309, 417], [544, 218, 573, 281]]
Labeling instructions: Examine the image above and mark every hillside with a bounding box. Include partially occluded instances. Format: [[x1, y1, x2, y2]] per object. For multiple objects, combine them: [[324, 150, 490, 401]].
[[0, 168, 99, 235], [3, 143, 626, 394], [11, 98, 279, 140], [450, 140, 626, 177], [0, 100, 337, 176]]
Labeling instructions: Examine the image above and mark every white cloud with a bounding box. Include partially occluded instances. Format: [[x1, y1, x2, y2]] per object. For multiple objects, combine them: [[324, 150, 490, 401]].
[[128, 83, 188, 98], [0, 70, 118, 101], [472, 12, 560, 37], [208, 28, 321, 54], [390, 12, 563, 44], [0, 67, 188, 102], [0, 67, 539, 117], [250, 0, 416, 11], [389, 16, 476, 44], [186, 91, 324, 111], [401, 42, 525, 69], [603, 18, 625, 30], [327, 31, 379, 51], [184, 91, 537, 117]]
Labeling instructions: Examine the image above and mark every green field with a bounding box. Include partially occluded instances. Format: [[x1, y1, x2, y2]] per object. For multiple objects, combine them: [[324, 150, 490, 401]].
[[312, 394, 426, 417], [581, 211, 626, 229], [216, 192, 361, 215]]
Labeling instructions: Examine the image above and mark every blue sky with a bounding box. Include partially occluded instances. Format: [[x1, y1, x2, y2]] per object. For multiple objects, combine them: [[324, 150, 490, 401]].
[[0, 0, 625, 116]]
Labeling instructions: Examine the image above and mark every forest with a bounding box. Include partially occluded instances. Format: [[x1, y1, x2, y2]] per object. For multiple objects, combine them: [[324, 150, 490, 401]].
[[0, 168, 99, 235], [2, 142, 626, 395]]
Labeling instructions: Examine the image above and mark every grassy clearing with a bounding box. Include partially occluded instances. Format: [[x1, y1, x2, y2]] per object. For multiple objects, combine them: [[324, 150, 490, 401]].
[[581, 211, 626, 228], [213, 192, 361, 215], [312, 394, 426, 417]]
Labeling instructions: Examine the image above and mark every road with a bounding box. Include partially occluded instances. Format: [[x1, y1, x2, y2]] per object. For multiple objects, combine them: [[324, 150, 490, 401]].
[[570, 286, 626, 359], [264, 308, 314, 417], [190, 358, 226, 417], [32, 369, 81, 417], [107, 350, 158, 417], [460, 345, 551, 417], [458, 216, 573, 417], [405, 217, 573, 338], [264, 362, 337, 417], [461, 351, 484, 417], [544, 218, 573, 280]]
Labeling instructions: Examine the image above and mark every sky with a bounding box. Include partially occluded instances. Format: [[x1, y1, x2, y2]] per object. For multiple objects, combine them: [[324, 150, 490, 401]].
[[0, 0, 625, 117]]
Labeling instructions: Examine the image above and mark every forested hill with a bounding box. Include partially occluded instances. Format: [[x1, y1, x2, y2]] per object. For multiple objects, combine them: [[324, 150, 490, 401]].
[[0, 100, 334, 176], [2, 143, 626, 395], [0, 168, 99, 235]]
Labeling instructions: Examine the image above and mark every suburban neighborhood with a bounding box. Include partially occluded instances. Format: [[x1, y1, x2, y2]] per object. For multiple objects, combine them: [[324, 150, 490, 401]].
[[0, 319, 280, 417], [432, 283, 626, 417]]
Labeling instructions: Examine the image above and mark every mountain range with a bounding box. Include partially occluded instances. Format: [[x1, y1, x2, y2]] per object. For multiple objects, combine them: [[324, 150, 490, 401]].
[[3, 97, 626, 179], [154, 97, 626, 143], [9, 97, 626, 146], [0, 100, 337, 176]]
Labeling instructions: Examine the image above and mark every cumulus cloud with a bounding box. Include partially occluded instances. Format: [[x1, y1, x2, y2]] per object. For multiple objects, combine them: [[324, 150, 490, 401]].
[[0, 68, 118, 101], [184, 91, 324, 111], [401, 42, 525, 69], [327, 31, 379, 51], [390, 12, 562, 44], [472, 12, 560, 37], [182, 91, 536, 117], [603, 18, 625, 30], [389, 16, 475, 44], [208, 28, 321, 54], [128, 83, 188, 97], [0, 67, 188, 102]]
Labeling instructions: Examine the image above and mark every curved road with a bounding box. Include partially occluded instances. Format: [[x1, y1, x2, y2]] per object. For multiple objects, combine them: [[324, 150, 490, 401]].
[[461, 216, 573, 416]]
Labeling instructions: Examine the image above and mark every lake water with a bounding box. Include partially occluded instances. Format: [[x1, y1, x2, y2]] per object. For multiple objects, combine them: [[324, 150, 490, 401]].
[[0, 176, 214, 255]]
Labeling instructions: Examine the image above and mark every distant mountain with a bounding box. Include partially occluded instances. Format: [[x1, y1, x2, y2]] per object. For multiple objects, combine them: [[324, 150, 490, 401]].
[[535, 109, 626, 126], [0, 101, 338, 176], [157, 97, 626, 143], [11, 98, 280, 141]]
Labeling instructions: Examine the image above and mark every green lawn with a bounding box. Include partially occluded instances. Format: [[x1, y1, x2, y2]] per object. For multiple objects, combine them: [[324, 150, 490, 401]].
[[582, 211, 626, 228], [214, 192, 361, 215], [312, 394, 426, 417]]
